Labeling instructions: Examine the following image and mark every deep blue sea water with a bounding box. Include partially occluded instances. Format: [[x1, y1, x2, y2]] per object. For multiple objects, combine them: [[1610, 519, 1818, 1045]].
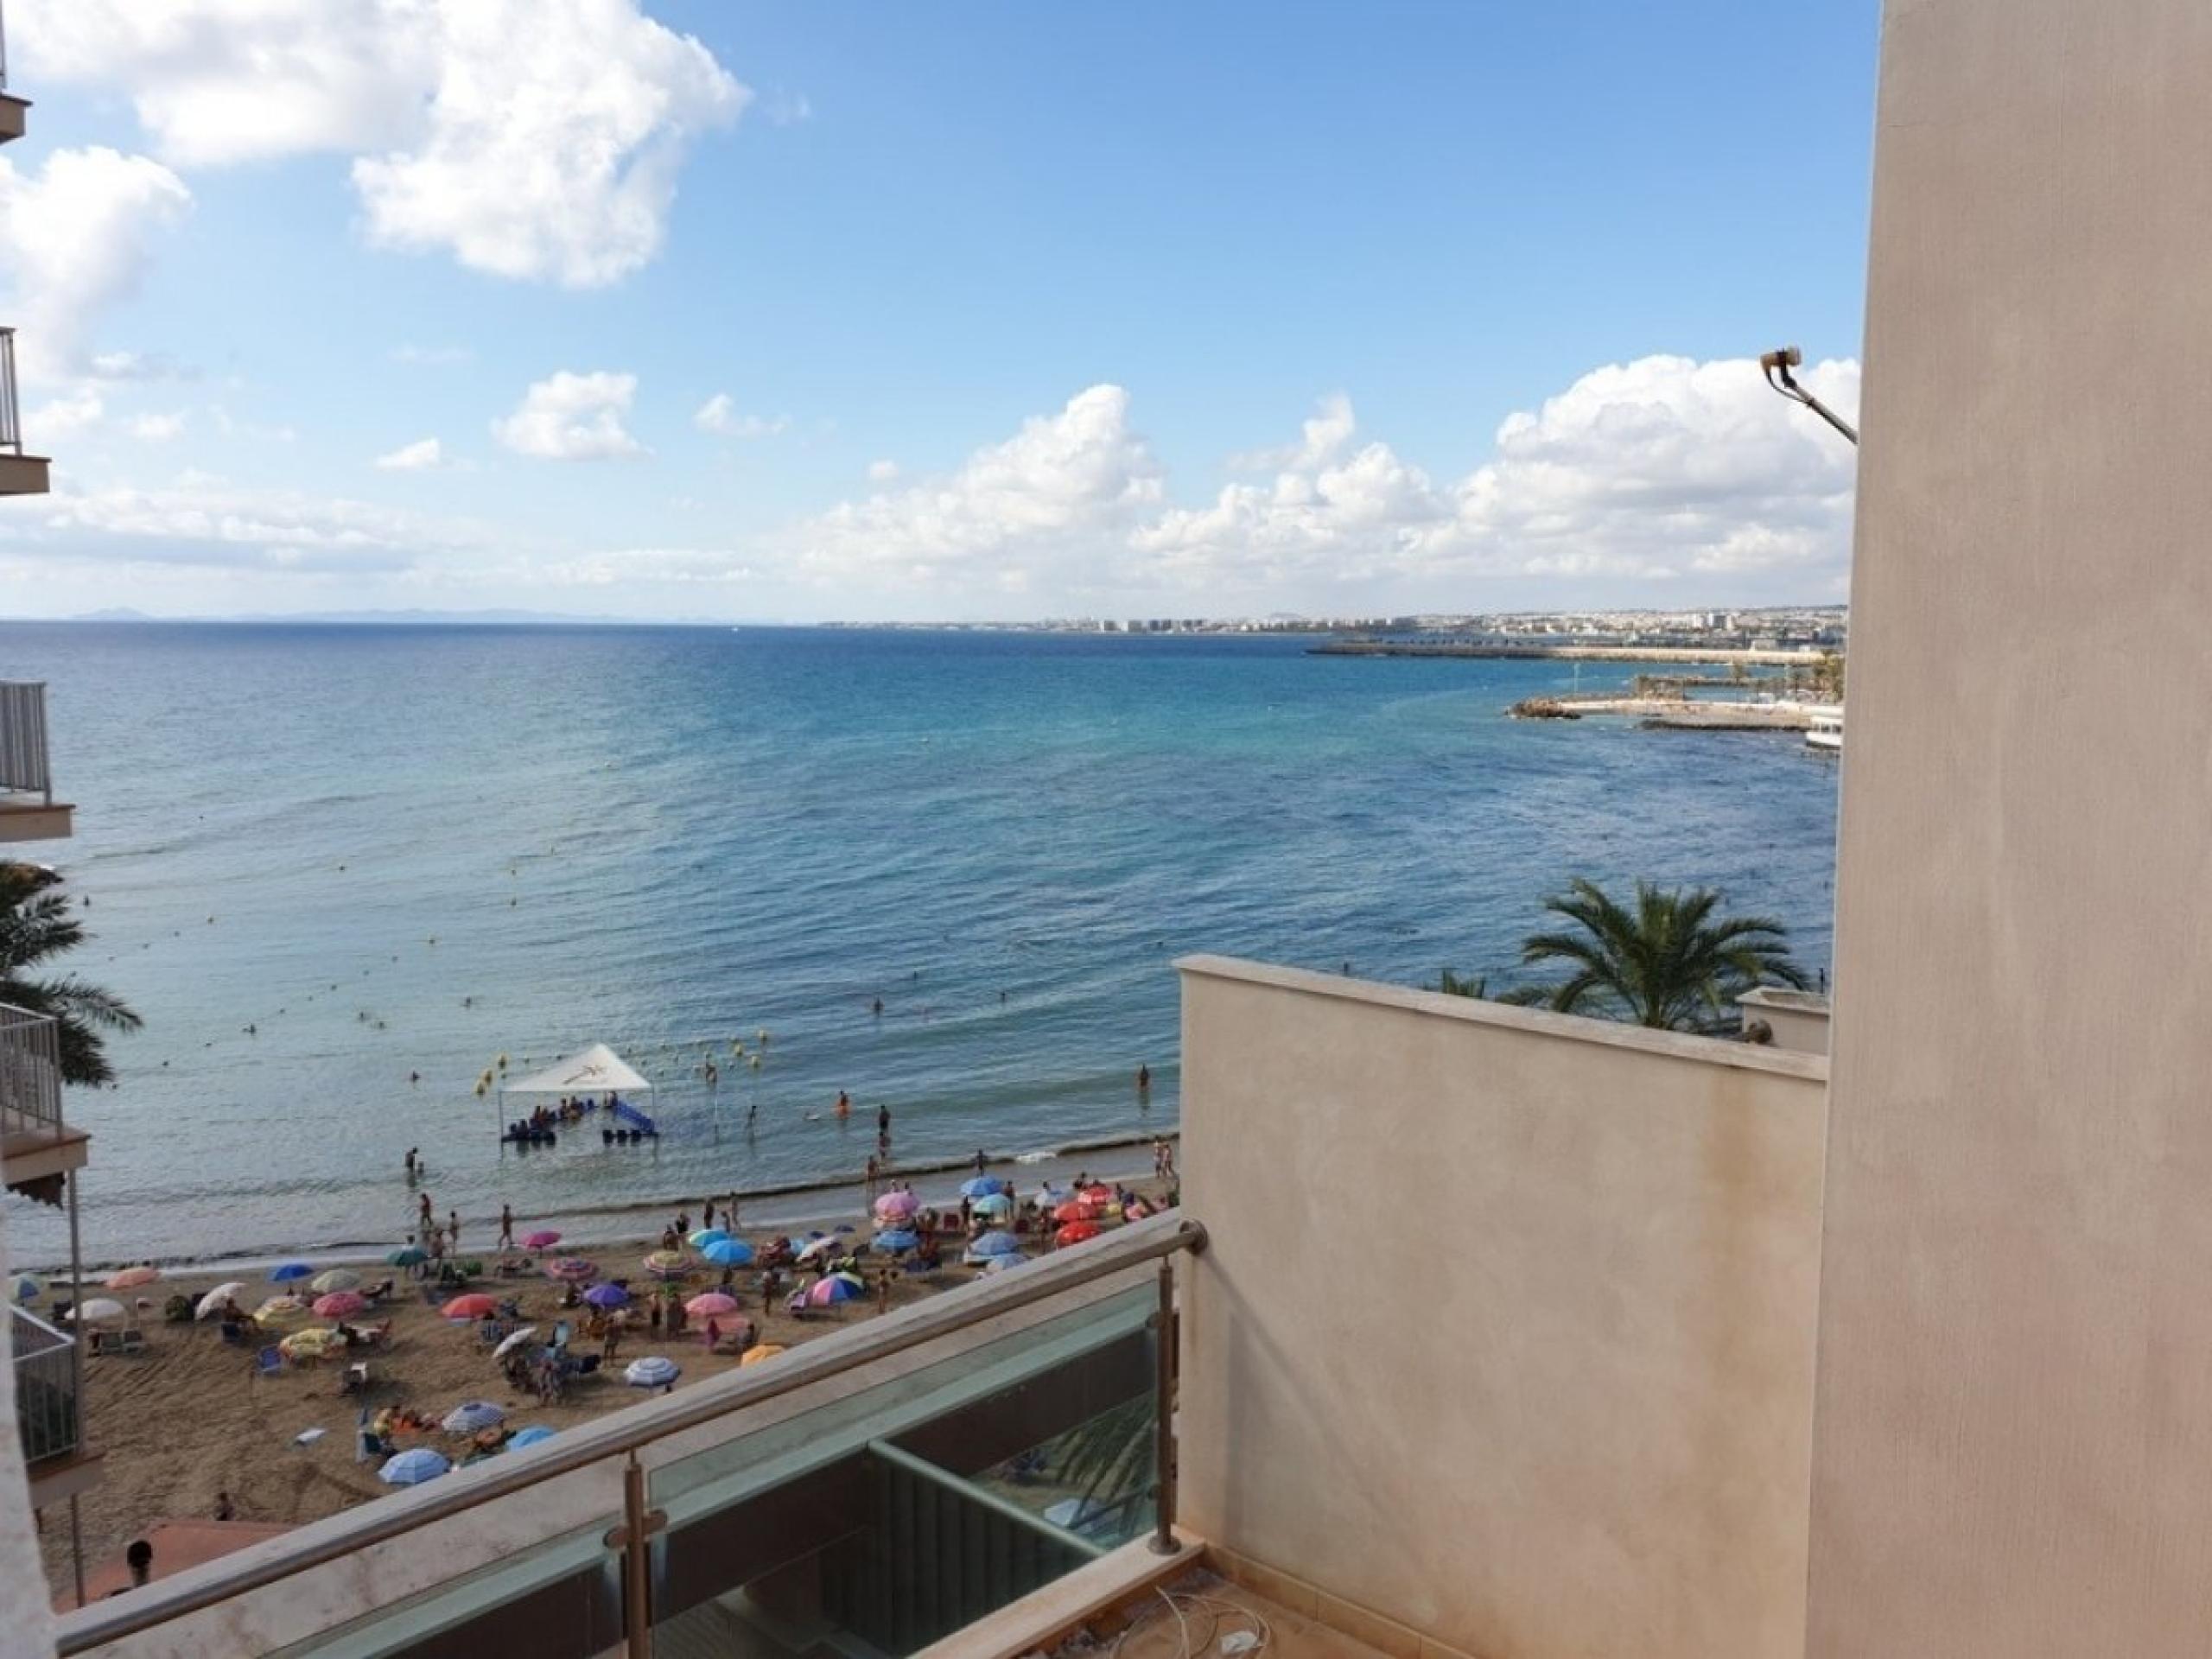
[[0, 625, 1838, 1267]]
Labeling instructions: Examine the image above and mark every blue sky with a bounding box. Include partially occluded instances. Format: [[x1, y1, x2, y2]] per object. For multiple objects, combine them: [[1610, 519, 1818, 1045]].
[[0, 1, 1875, 620]]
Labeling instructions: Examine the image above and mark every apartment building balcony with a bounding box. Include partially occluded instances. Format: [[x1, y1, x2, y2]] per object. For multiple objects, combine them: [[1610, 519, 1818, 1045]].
[[13, 1306, 98, 1510], [0, 328, 51, 496], [0, 681, 72, 841], [0, 4, 23, 145], [1, 1004, 87, 1197]]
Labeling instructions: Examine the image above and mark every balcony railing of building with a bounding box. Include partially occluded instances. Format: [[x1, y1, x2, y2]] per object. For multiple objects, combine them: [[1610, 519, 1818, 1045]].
[[0, 680, 53, 804], [13, 1306, 80, 1467], [0, 329, 23, 454], [0, 1002, 62, 1142], [55, 1211, 1206, 1658]]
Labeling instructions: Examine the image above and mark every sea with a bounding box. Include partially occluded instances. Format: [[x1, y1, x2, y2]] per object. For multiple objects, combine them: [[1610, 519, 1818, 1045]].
[[0, 624, 1839, 1270]]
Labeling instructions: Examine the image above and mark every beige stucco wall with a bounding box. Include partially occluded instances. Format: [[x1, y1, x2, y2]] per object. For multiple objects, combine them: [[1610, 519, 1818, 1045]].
[[1176, 957, 1827, 1659], [1805, 3, 2212, 1653]]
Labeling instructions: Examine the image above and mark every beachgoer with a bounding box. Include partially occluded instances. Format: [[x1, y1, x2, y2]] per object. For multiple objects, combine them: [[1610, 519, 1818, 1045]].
[[973, 1148, 988, 1175], [703, 1199, 717, 1231], [864, 1155, 880, 1202], [448, 1209, 460, 1248], [125, 1538, 153, 1589], [1138, 1063, 1151, 1092], [404, 1147, 418, 1178], [746, 1102, 758, 1131], [498, 1205, 514, 1251], [872, 997, 883, 1016], [704, 1317, 720, 1351], [213, 1491, 234, 1522], [675, 1210, 690, 1236], [417, 1192, 433, 1225], [877, 1103, 891, 1137], [836, 1090, 850, 1119], [727, 1192, 741, 1228]]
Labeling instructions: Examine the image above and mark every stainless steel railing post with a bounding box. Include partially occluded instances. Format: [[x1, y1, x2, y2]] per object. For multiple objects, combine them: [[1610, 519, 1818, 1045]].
[[1149, 1258, 1177, 1554]]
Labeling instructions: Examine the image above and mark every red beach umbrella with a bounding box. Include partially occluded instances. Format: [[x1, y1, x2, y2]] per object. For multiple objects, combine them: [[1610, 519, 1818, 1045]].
[[441, 1294, 498, 1320], [1055, 1222, 1103, 1247]]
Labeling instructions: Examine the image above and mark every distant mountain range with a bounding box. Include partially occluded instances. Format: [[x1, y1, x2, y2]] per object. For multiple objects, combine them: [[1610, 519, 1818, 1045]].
[[46, 607, 715, 626]]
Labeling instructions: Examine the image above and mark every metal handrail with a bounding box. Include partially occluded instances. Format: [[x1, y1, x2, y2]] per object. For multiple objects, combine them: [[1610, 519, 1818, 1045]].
[[0, 1001, 62, 1135], [0, 329, 20, 454], [55, 1212, 1206, 1656], [0, 681, 51, 801]]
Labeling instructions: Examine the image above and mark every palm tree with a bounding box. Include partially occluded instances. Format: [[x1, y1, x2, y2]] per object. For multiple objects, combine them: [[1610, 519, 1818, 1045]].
[[0, 863, 141, 1085], [1436, 968, 1490, 999], [1498, 877, 1808, 1033]]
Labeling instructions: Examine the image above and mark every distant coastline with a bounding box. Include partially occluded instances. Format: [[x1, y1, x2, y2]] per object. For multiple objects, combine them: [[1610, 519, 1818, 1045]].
[[1309, 640, 1827, 666]]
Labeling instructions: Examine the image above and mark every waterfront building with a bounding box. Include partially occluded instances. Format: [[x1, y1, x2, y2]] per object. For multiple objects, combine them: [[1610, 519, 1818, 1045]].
[[0, 9, 101, 1613]]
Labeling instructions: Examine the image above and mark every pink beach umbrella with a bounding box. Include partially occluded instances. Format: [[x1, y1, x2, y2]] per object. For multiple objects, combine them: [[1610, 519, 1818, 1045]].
[[684, 1292, 739, 1319], [523, 1230, 561, 1251], [441, 1294, 497, 1321], [107, 1265, 162, 1290], [544, 1257, 597, 1283], [313, 1291, 368, 1319], [873, 1191, 918, 1221], [805, 1273, 865, 1307]]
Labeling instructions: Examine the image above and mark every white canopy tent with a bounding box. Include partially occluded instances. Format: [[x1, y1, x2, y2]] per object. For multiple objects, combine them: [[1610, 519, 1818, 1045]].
[[500, 1044, 653, 1097]]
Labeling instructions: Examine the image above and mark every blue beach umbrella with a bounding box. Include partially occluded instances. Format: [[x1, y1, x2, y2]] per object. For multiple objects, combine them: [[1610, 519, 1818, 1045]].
[[625, 1356, 679, 1389], [10, 1274, 40, 1304], [582, 1282, 630, 1309], [270, 1262, 314, 1283], [966, 1230, 1023, 1260], [700, 1238, 753, 1268], [441, 1401, 505, 1434], [508, 1426, 556, 1449], [687, 1229, 729, 1250], [378, 1448, 450, 1486], [971, 1192, 1014, 1219], [959, 1177, 1001, 1200], [872, 1229, 918, 1254], [386, 1246, 426, 1267]]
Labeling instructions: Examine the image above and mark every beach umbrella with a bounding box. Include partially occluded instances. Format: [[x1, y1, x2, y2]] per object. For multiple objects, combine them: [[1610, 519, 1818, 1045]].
[[523, 1230, 561, 1251], [965, 1231, 1023, 1263], [252, 1296, 310, 1326], [874, 1191, 918, 1221], [279, 1327, 341, 1361], [1055, 1222, 1103, 1248], [959, 1176, 1002, 1200], [873, 1228, 919, 1254], [493, 1325, 539, 1359], [10, 1274, 39, 1305], [543, 1257, 597, 1283], [194, 1282, 246, 1320], [971, 1192, 1014, 1219], [685, 1292, 739, 1318], [378, 1448, 450, 1486], [269, 1262, 314, 1283], [740, 1344, 786, 1366], [313, 1291, 367, 1319], [582, 1283, 630, 1310], [309, 1268, 360, 1295], [1052, 1199, 1102, 1224], [69, 1298, 128, 1325], [687, 1229, 729, 1250], [642, 1250, 690, 1281], [440, 1294, 498, 1321], [1077, 1184, 1115, 1205], [508, 1425, 556, 1449], [107, 1265, 161, 1290], [624, 1356, 679, 1389], [442, 1400, 505, 1434], [795, 1236, 840, 1263], [700, 1238, 753, 1268], [386, 1246, 427, 1267], [804, 1273, 864, 1307]]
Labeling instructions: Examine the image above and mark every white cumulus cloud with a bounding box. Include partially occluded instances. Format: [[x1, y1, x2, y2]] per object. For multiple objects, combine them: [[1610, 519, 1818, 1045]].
[[493, 372, 645, 461], [374, 436, 448, 471], [0, 147, 193, 384], [694, 394, 788, 439], [34, 478, 495, 574], [127, 411, 188, 442], [867, 459, 900, 483], [786, 385, 1162, 594], [23, 0, 747, 287]]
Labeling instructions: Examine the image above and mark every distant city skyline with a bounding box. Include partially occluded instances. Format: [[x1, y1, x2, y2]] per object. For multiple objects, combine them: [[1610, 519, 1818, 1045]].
[[0, 1, 1875, 621]]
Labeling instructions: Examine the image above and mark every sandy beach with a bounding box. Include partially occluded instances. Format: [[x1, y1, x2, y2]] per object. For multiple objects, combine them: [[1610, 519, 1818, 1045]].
[[38, 1165, 1176, 1603]]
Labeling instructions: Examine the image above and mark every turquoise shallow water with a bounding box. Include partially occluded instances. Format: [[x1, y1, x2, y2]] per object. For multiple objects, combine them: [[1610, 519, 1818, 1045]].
[[0, 624, 1837, 1267]]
